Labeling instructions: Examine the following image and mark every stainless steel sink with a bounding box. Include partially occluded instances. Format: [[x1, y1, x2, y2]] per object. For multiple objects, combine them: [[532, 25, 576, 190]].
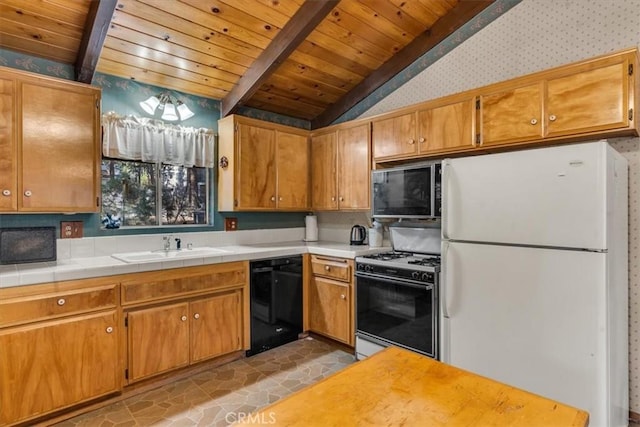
[[112, 247, 230, 263]]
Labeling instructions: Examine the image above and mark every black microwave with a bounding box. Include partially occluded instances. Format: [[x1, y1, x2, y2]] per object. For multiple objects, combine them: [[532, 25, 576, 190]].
[[371, 162, 441, 219]]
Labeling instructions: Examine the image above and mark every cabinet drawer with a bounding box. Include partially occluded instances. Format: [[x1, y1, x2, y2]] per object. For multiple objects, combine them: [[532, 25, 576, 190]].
[[121, 262, 247, 305], [310, 256, 352, 282], [0, 284, 118, 328]]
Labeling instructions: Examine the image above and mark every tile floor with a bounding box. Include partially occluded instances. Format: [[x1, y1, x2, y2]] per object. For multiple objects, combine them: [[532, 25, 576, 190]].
[[54, 337, 354, 426]]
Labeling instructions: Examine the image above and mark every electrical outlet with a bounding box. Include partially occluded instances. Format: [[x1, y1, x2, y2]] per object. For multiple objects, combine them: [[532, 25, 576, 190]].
[[225, 217, 238, 231], [60, 221, 83, 238]]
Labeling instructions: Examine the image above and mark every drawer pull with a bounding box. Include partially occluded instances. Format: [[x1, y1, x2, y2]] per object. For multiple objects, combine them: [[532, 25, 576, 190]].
[[325, 265, 330, 271], [530, 118, 538, 125], [549, 114, 557, 122], [1, 189, 10, 196], [57, 298, 66, 306], [340, 294, 346, 300], [194, 313, 200, 320], [181, 315, 187, 322], [106, 326, 114, 334], [24, 190, 32, 197]]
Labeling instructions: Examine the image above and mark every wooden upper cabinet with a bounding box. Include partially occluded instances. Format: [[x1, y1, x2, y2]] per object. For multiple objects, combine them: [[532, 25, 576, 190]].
[[545, 58, 632, 138], [0, 77, 16, 212], [418, 97, 476, 154], [371, 112, 416, 160], [218, 115, 309, 211], [276, 131, 309, 210], [337, 123, 370, 210], [479, 83, 544, 147], [236, 122, 276, 209], [310, 131, 338, 210], [0, 67, 100, 213]]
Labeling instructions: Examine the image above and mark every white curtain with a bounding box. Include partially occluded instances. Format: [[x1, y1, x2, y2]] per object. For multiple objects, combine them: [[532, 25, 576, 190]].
[[101, 112, 216, 168]]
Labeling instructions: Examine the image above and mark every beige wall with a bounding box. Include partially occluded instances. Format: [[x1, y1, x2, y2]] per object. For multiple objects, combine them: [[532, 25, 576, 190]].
[[356, 0, 640, 412]]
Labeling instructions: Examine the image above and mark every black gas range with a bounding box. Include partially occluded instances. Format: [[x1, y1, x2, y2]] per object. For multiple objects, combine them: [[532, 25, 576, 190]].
[[354, 226, 441, 361], [356, 251, 440, 283]]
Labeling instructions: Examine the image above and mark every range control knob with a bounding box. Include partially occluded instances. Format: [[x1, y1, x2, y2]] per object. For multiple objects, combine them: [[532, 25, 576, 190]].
[[421, 272, 430, 282], [357, 264, 364, 271], [365, 265, 373, 273], [411, 271, 420, 280]]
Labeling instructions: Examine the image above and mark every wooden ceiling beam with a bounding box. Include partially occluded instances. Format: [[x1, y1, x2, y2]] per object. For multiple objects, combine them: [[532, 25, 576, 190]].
[[75, 0, 118, 83], [220, 0, 340, 118], [311, 0, 495, 129]]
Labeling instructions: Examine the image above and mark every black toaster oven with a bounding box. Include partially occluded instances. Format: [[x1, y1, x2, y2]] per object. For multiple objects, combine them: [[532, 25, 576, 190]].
[[0, 227, 57, 265]]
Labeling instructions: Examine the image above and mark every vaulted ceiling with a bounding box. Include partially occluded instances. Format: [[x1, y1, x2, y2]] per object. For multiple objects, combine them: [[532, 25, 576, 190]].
[[0, 0, 496, 128]]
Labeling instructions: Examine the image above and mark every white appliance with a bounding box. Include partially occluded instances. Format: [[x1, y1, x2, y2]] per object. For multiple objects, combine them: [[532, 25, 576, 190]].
[[441, 141, 628, 427]]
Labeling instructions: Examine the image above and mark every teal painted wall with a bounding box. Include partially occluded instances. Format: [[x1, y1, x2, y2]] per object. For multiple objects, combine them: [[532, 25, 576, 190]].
[[0, 48, 306, 235]]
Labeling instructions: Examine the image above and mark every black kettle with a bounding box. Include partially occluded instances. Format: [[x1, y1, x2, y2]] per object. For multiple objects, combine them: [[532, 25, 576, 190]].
[[350, 225, 367, 245]]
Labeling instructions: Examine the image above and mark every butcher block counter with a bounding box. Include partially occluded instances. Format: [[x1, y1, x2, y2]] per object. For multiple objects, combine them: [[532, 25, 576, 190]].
[[235, 346, 589, 426]]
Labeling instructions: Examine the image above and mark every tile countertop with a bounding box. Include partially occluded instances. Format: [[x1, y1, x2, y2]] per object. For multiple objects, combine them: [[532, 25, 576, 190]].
[[0, 241, 391, 288]]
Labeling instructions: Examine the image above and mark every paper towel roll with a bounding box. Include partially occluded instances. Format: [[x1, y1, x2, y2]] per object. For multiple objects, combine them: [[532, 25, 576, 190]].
[[305, 215, 318, 242]]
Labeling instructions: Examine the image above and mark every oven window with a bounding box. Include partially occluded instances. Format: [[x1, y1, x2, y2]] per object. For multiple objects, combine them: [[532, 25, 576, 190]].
[[356, 275, 436, 358]]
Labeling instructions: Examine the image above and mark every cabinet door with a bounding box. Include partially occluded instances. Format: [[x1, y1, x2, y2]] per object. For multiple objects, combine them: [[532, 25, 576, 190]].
[[546, 59, 630, 138], [371, 112, 416, 160], [308, 276, 351, 344], [0, 311, 120, 426], [418, 98, 476, 154], [190, 290, 242, 363], [480, 84, 543, 146], [236, 123, 276, 209], [0, 77, 16, 211], [310, 132, 338, 210], [127, 303, 190, 382], [276, 131, 309, 210], [20, 81, 99, 212], [337, 124, 370, 210]]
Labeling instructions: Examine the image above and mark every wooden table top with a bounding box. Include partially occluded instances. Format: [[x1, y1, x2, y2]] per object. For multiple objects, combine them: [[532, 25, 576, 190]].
[[235, 346, 589, 426]]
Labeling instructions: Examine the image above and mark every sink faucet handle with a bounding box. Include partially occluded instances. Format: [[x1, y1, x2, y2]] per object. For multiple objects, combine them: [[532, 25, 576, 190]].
[[175, 237, 182, 250]]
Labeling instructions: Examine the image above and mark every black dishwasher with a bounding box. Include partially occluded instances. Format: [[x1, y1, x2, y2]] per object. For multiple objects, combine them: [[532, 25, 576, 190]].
[[247, 256, 303, 356]]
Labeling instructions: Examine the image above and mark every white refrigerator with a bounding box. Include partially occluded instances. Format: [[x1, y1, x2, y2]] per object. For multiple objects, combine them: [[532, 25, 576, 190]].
[[441, 140, 628, 427]]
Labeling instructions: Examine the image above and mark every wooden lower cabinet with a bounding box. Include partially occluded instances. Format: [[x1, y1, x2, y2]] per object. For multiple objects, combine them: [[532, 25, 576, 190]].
[[191, 291, 242, 362], [127, 303, 190, 382], [306, 255, 354, 346], [0, 310, 120, 426], [126, 290, 243, 383], [308, 276, 351, 344]]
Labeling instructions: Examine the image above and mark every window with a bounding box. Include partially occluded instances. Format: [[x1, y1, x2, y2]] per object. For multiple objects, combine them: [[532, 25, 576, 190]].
[[101, 159, 209, 226]]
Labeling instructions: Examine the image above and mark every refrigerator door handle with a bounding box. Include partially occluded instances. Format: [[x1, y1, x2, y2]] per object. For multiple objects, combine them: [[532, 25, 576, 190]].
[[441, 239, 450, 319], [441, 159, 451, 240]]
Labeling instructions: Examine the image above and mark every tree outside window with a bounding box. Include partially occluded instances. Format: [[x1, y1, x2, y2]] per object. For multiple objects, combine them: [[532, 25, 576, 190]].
[[101, 159, 208, 227]]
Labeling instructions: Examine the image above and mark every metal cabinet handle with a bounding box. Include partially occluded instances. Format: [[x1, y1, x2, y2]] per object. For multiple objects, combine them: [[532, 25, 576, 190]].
[[181, 315, 187, 322], [325, 265, 330, 271], [57, 298, 66, 306], [418, 137, 425, 143], [106, 326, 114, 334], [408, 139, 415, 145], [340, 294, 346, 300], [24, 190, 32, 197], [530, 118, 538, 125], [339, 196, 344, 202], [279, 197, 283, 201], [1, 189, 10, 196], [271, 196, 276, 202], [331, 196, 336, 201], [549, 114, 557, 122], [194, 313, 200, 319]]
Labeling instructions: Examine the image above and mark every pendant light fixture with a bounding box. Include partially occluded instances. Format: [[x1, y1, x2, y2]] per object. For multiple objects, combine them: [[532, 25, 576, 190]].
[[139, 93, 195, 121]]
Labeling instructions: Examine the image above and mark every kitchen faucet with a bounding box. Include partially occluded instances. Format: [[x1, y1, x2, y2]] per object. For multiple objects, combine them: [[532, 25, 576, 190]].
[[175, 237, 181, 250], [163, 235, 172, 251]]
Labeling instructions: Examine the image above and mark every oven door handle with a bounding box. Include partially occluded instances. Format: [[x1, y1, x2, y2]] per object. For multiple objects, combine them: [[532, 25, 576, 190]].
[[441, 240, 450, 319], [356, 273, 431, 291]]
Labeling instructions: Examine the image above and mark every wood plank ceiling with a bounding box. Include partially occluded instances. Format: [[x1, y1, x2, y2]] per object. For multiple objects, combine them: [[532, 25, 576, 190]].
[[0, 0, 495, 128]]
